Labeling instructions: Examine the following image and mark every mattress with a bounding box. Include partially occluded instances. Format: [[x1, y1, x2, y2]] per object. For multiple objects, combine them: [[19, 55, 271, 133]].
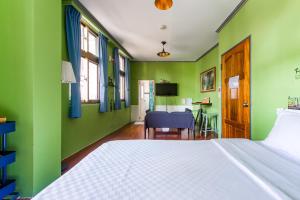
[[32, 139, 300, 200]]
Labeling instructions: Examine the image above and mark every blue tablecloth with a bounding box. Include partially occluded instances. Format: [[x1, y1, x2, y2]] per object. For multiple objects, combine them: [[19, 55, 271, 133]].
[[144, 111, 195, 134]]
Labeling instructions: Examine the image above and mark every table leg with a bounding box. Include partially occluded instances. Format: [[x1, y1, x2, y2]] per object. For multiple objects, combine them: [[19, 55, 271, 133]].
[[205, 116, 208, 138], [194, 129, 195, 140], [195, 110, 200, 126], [198, 108, 203, 134], [215, 117, 218, 138]]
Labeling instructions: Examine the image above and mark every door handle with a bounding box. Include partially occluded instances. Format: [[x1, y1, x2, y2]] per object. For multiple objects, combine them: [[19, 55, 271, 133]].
[[243, 102, 249, 107]]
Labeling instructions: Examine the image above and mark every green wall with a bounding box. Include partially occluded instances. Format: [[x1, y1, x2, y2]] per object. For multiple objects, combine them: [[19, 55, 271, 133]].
[[32, 0, 62, 194], [130, 47, 220, 132], [0, 0, 61, 196], [1, 0, 299, 196], [0, 1, 34, 196], [61, 4, 131, 160], [218, 0, 300, 140], [131, 61, 197, 105], [195, 47, 220, 115], [131, 0, 300, 140], [130, 48, 219, 110]]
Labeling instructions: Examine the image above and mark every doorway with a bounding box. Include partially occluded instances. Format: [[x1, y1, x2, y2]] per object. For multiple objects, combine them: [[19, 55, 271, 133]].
[[221, 37, 251, 139], [138, 80, 155, 121]]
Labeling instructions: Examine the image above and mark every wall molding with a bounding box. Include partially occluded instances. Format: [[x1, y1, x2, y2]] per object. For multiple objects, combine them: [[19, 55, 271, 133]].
[[69, 0, 134, 59], [132, 60, 196, 63], [133, 43, 219, 63], [216, 0, 249, 33], [131, 1, 248, 63], [134, 20, 244, 63], [66, 0, 248, 62], [195, 43, 219, 62]]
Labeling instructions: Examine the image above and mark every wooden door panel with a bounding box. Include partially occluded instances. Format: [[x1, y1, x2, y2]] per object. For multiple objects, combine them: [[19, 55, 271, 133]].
[[222, 38, 250, 139], [234, 128, 245, 138], [225, 123, 245, 137]]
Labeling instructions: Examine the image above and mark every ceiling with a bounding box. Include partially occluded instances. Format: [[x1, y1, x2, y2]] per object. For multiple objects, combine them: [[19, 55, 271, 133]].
[[79, 0, 242, 61]]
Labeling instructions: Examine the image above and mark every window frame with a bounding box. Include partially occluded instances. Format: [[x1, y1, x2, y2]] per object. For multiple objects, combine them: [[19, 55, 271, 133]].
[[80, 22, 100, 104], [119, 55, 126, 101]]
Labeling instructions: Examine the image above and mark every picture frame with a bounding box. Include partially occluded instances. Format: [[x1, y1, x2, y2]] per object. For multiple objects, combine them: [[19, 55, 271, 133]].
[[200, 67, 216, 93]]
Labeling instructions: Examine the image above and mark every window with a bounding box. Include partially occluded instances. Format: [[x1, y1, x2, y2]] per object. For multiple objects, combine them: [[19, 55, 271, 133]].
[[119, 55, 125, 101], [80, 22, 99, 103]]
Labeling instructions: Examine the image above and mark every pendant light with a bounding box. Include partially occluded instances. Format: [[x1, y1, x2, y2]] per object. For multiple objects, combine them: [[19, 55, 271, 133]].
[[155, 0, 173, 10], [157, 41, 170, 57]]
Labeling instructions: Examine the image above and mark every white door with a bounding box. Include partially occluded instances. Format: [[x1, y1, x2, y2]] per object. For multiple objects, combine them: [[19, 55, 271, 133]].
[[138, 80, 152, 121]]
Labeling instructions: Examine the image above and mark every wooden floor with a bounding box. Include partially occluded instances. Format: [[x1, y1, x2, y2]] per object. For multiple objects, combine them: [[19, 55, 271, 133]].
[[62, 123, 216, 173]]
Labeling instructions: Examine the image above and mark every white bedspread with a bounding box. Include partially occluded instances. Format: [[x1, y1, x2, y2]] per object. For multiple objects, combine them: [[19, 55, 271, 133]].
[[33, 139, 300, 200]]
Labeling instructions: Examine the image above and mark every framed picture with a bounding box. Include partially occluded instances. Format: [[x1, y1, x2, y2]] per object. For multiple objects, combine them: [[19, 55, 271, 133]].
[[200, 67, 216, 93]]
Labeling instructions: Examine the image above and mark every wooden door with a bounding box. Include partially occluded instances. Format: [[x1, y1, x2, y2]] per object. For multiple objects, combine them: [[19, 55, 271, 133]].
[[222, 38, 250, 139]]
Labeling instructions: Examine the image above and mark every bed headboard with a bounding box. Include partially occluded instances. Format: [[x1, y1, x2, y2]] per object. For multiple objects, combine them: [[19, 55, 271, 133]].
[[277, 108, 300, 115], [288, 96, 300, 110]]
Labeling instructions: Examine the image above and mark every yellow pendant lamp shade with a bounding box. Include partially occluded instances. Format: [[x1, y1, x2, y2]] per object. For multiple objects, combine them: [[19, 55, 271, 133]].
[[157, 41, 171, 57], [155, 0, 173, 10]]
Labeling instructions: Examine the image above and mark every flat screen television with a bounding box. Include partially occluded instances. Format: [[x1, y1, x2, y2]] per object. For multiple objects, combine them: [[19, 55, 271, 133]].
[[155, 83, 178, 96]]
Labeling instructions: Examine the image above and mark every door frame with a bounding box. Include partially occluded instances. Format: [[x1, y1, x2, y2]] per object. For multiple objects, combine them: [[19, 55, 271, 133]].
[[221, 35, 252, 139], [138, 80, 155, 121]]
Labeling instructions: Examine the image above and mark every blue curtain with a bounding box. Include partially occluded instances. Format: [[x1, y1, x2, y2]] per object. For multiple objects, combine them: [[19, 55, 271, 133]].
[[113, 48, 121, 110], [125, 58, 131, 108], [99, 34, 109, 112], [65, 5, 81, 118], [149, 81, 155, 111]]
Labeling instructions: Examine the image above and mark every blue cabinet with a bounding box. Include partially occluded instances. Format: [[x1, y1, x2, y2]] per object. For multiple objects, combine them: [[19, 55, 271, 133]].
[[0, 122, 19, 200]]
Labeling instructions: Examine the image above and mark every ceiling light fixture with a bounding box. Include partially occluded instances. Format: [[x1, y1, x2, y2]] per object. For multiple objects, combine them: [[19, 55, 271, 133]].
[[157, 41, 170, 58], [155, 0, 173, 10], [160, 25, 167, 30]]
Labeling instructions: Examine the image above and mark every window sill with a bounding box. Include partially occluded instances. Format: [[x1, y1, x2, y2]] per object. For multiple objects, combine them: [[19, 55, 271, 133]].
[[81, 101, 100, 105]]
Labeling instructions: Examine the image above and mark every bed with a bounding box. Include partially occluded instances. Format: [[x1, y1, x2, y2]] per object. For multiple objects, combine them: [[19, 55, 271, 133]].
[[32, 109, 300, 200]]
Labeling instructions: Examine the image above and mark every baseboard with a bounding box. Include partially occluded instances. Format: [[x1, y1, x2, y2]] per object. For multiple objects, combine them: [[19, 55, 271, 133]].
[[61, 122, 132, 172]]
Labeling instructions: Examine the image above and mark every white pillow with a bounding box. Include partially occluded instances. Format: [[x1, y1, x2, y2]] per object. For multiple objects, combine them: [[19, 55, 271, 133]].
[[263, 109, 300, 161]]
